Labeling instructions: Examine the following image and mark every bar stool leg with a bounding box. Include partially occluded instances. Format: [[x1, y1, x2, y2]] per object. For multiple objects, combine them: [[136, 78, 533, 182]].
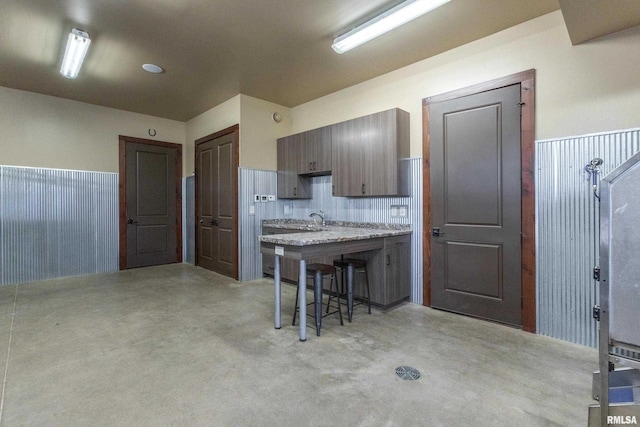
[[364, 264, 371, 314], [292, 282, 300, 326], [314, 270, 322, 336], [328, 271, 343, 325], [346, 262, 354, 322], [326, 268, 340, 314]]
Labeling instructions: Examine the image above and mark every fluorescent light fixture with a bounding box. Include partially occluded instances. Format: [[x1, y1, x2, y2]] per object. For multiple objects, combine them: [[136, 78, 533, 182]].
[[332, 0, 450, 54], [60, 28, 91, 79]]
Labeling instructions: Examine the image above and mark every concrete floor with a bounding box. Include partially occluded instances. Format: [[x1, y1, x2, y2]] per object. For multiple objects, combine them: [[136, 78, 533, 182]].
[[0, 264, 597, 426]]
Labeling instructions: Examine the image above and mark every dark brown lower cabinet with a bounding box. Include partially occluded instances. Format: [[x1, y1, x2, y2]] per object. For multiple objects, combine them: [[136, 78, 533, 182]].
[[346, 234, 411, 308]]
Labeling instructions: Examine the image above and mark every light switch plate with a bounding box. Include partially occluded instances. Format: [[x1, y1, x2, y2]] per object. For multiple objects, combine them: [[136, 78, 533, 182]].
[[254, 194, 260, 202], [268, 195, 276, 201], [391, 204, 408, 217], [260, 195, 268, 203]]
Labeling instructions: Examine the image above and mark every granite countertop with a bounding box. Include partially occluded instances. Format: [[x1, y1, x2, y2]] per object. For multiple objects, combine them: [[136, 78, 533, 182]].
[[259, 219, 411, 246]]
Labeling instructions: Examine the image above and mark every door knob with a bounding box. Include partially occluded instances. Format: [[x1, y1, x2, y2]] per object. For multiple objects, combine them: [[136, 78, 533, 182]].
[[432, 227, 444, 237], [211, 219, 219, 226], [127, 217, 137, 224]]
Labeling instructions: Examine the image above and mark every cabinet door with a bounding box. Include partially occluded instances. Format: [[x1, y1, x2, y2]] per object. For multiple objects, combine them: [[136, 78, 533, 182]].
[[331, 108, 409, 197], [362, 110, 400, 196], [384, 235, 411, 305], [331, 117, 364, 196], [298, 126, 332, 175], [277, 137, 310, 199]]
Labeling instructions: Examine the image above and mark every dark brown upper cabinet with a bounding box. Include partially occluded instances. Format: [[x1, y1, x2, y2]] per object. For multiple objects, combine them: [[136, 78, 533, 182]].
[[297, 126, 332, 176], [277, 126, 331, 199], [277, 136, 311, 199], [276, 108, 410, 199], [332, 108, 410, 197]]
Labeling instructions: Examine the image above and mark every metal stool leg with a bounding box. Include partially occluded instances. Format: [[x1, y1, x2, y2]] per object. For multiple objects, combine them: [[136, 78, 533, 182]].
[[326, 271, 343, 325], [292, 283, 300, 326], [314, 270, 322, 336], [363, 264, 371, 314]]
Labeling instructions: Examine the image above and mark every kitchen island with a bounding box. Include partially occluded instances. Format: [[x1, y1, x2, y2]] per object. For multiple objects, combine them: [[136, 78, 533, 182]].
[[259, 220, 411, 341]]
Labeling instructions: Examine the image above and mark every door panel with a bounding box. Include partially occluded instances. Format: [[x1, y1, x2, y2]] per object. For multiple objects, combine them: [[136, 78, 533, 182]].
[[122, 140, 181, 269], [430, 84, 521, 326], [445, 105, 502, 226], [196, 126, 238, 279], [444, 242, 502, 298]]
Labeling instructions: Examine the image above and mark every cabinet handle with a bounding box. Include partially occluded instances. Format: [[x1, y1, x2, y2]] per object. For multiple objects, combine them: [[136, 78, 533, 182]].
[[313, 161, 317, 170], [386, 254, 391, 266], [293, 187, 297, 196], [362, 183, 366, 195], [332, 185, 335, 195], [309, 162, 313, 171]]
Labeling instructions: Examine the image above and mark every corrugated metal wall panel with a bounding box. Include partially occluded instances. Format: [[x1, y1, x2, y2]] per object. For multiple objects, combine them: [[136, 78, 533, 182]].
[[536, 128, 640, 347], [0, 165, 118, 286], [182, 176, 195, 264], [237, 159, 423, 304], [238, 168, 278, 281]]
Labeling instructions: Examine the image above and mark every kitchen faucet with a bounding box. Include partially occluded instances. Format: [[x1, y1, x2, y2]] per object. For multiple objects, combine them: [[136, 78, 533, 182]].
[[309, 210, 325, 226]]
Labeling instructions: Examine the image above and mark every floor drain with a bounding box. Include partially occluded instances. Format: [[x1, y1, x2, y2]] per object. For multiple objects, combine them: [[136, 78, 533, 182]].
[[395, 366, 420, 380]]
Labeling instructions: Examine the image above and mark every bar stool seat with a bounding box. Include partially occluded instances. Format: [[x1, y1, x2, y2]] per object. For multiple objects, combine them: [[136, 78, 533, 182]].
[[292, 263, 343, 336], [331, 258, 371, 319]]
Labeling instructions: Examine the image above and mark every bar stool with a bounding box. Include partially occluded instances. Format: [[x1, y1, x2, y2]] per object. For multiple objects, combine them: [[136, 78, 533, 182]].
[[331, 258, 371, 320], [292, 263, 344, 336]]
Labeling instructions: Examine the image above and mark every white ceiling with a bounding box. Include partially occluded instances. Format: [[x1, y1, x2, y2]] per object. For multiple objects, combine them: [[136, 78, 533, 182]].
[[1, 0, 638, 122]]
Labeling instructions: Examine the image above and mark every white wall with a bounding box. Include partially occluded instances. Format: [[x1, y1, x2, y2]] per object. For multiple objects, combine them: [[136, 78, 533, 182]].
[[0, 86, 185, 173], [289, 11, 640, 157], [184, 94, 291, 172], [184, 94, 241, 175], [238, 95, 291, 171]]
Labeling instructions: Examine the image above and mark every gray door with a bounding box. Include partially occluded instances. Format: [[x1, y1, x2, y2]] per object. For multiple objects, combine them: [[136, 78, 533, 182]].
[[125, 142, 178, 268], [196, 129, 238, 279], [429, 84, 522, 326]]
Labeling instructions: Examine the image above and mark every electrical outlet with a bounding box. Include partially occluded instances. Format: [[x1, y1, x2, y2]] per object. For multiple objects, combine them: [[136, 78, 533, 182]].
[[268, 195, 276, 201]]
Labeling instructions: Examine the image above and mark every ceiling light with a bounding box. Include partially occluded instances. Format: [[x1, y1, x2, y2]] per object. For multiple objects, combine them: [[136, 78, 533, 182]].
[[142, 64, 164, 74], [60, 28, 91, 79], [332, 0, 450, 54]]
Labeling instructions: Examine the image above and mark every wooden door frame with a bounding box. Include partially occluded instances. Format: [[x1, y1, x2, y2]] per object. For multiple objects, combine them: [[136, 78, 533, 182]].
[[194, 124, 240, 280], [422, 69, 536, 332], [118, 135, 183, 270]]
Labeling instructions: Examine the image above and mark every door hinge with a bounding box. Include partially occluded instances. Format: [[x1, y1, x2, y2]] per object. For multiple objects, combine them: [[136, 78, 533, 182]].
[[593, 267, 600, 281], [593, 305, 600, 321]]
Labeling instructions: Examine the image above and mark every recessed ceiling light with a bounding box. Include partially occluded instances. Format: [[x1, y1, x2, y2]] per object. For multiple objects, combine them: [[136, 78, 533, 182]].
[[142, 64, 164, 74]]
